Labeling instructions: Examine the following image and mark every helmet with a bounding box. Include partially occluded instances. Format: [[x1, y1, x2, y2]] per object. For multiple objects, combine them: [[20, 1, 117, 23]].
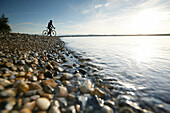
[[50, 20, 52, 22]]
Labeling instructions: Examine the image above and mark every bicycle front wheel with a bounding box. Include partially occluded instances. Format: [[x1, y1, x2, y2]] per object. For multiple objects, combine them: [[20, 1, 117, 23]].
[[42, 30, 48, 36], [51, 30, 56, 36]]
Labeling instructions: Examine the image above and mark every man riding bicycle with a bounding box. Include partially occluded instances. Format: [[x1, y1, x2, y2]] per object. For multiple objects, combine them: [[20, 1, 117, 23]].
[[47, 20, 55, 36]]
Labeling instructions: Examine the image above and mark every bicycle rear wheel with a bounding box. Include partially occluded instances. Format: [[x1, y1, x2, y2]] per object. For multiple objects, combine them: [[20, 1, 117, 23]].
[[51, 30, 56, 36], [42, 30, 48, 36]]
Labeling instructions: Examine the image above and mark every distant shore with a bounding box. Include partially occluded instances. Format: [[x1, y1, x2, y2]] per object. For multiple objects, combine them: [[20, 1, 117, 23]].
[[59, 33, 170, 37]]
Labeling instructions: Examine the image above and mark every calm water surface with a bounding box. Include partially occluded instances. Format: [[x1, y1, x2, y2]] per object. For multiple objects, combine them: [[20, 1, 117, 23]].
[[62, 36, 170, 112]]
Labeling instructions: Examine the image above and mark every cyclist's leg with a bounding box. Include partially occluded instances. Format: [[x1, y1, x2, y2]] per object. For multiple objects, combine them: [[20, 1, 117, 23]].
[[49, 28, 52, 36]]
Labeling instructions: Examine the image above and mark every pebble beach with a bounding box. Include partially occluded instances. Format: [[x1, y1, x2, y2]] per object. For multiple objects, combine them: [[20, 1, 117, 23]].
[[0, 33, 152, 113]]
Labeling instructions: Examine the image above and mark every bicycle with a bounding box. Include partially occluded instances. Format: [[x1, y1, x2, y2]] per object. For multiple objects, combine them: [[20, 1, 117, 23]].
[[42, 27, 57, 36]]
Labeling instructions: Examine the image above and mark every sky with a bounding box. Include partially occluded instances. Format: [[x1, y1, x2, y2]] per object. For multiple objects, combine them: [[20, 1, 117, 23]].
[[0, 0, 170, 35]]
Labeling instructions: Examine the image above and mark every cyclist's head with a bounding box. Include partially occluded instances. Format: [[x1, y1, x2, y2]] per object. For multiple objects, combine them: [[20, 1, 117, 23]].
[[50, 20, 52, 22]]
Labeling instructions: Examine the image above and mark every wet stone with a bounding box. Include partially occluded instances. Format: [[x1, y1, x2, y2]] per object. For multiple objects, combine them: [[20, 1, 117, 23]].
[[57, 98, 67, 107], [104, 100, 116, 110], [80, 80, 93, 93], [91, 88, 106, 98], [100, 105, 113, 113], [61, 73, 73, 80], [54, 66, 63, 72], [46, 62, 54, 70], [43, 85, 54, 93], [55, 86, 68, 97], [44, 71, 53, 78], [79, 68, 87, 75]]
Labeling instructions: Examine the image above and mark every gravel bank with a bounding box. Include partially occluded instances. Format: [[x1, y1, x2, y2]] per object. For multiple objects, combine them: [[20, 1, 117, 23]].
[[0, 33, 149, 113]]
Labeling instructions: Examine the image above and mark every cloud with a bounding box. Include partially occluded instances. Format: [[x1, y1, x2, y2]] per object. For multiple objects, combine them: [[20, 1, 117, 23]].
[[94, 4, 102, 9], [64, 0, 170, 34], [82, 9, 91, 14]]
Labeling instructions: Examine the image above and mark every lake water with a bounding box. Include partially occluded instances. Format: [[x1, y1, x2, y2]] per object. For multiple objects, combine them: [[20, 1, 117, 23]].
[[62, 36, 170, 112]]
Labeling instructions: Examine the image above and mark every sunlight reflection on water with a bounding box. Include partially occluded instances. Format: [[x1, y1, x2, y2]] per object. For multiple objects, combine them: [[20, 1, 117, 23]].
[[62, 36, 170, 111]]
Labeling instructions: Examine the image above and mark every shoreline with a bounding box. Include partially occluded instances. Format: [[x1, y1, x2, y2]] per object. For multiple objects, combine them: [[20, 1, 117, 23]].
[[0, 33, 153, 113]]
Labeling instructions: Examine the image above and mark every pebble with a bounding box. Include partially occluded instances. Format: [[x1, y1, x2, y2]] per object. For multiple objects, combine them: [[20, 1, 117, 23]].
[[20, 108, 32, 113], [30, 95, 40, 100], [28, 82, 42, 90], [43, 93, 54, 100], [61, 73, 73, 80], [19, 60, 26, 65], [43, 85, 54, 93], [100, 105, 113, 113], [30, 76, 38, 82], [91, 88, 105, 97], [49, 106, 61, 113], [36, 97, 51, 110], [44, 71, 53, 78], [0, 78, 11, 87], [56, 86, 68, 97], [0, 89, 16, 97], [42, 79, 57, 88], [104, 100, 116, 110], [14, 80, 29, 93], [80, 80, 93, 93], [23, 101, 36, 110], [5, 62, 14, 68], [54, 66, 63, 72], [67, 105, 76, 113]]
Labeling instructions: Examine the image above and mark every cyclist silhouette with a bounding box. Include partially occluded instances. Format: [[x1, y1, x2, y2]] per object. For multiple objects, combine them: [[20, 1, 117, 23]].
[[47, 20, 55, 36]]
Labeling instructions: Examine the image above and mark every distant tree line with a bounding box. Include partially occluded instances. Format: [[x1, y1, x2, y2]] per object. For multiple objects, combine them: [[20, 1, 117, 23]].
[[0, 14, 11, 33]]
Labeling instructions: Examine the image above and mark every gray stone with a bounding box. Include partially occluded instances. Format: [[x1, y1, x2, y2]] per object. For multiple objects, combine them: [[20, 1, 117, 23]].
[[54, 66, 63, 72], [44, 85, 54, 93], [57, 98, 67, 107]]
